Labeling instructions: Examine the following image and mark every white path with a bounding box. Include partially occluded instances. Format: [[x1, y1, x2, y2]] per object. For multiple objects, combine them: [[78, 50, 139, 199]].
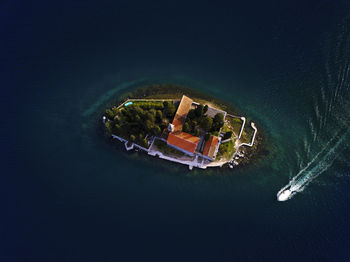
[[239, 122, 257, 147]]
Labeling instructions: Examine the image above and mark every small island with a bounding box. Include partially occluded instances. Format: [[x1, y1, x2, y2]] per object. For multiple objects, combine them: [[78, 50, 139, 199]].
[[103, 87, 258, 170]]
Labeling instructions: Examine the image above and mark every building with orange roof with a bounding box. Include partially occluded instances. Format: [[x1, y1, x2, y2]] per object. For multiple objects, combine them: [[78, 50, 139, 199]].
[[171, 95, 193, 132], [166, 95, 201, 156], [166, 95, 222, 160], [202, 135, 221, 161], [167, 132, 200, 155]]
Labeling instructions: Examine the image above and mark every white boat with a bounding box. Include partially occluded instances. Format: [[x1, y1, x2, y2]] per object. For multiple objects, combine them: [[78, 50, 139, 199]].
[[277, 186, 293, 201]]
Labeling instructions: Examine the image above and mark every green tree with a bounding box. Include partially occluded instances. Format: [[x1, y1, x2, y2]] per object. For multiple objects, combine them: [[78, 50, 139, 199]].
[[163, 101, 170, 108], [223, 131, 232, 140], [194, 128, 200, 137], [112, 106, 119, 115], [134, 106, 144, 115], [190, 120, 196, 132], [141, 138, 148, 148], [212, 131, 220, 136], [183, 122, 191, 133], [203, 105, 208, 114], [105, 109, 115, 120], [195, 104, 204, 117], [145, 120, 153, 131], [130, 134, 136, 142], [151, 125, 161, 136], [113, 124, 121, 135], [165, 103, 176, 118], [105, 121, 112, 135], [213, 113, 224, 130], [149, 108, 156, 116], [156, 110, 163, 121], [214, 113, 224, 124], [121, 109, 127, 117], [146, 112, 156, 123], [187, 109, 196, 120], [200, 115, 213, 131], [139, 133, 144, 141]]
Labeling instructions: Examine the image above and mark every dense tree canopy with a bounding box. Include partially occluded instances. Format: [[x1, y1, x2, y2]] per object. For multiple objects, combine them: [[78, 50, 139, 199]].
[[223, 131, 232, 140], [105, 100, 226, 149], [200, 115, 213, 131], [187, 109, 196, 120], [105, 101, 178, 148], [212, 113, 224, 131], [183, 103, 217, 135], [195, 104, 204, 117], [164, 101, 176, 118]]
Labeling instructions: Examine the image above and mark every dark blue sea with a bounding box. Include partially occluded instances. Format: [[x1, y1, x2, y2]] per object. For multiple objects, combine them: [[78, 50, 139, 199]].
[[2, 0, 350, 261]]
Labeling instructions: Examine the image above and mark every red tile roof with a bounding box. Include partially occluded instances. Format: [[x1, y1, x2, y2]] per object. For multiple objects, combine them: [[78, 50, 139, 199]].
[[167, 132, 200, 153], [203, 136, 219, 159], [172, 95, 193, 132], [166, 95, 200, 154]]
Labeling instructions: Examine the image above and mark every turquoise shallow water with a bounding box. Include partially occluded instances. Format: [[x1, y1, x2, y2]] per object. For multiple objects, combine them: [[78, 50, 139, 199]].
[[2, 0, 350, 261]]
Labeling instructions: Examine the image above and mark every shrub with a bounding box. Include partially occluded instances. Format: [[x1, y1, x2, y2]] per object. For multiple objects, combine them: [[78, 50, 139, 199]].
[[213, 113, 224, 130], [146, 112, 155, 123], [156, 110, 163, 121], [141, 138, 149, 148], [212, 131, 220, 136], [165, 103, 176, 118], [223, 131, 232, 140], [149, 108, 156, 116], [194, 128, 200, 137], [113, 124, 121, 135], [200, 115, 213, 131], [163, 101, 170, 108], [105, 121, 112, 135], [183, 122, 191, 133], [214, 113, 224, 123], [112, 106, 119, 115], [195, 104, 204, 117], [105, 109, 115, 120], [145, 120, 153, 131], [187, 109, 196, 120], [151, 125, 161, 136], [133, 101, 164, 110], [139, 133, 144, 141]]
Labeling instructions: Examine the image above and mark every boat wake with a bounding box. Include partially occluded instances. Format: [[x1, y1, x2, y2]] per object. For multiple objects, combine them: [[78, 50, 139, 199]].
[[277, 20, 350, 201], [277, 127, 350, 201]]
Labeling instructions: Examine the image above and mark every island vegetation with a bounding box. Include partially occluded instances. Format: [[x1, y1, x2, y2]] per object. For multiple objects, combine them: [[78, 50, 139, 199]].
[[105, 100, 177, 148], [102, 84, 261, 170], [183, 104, 228, 140]]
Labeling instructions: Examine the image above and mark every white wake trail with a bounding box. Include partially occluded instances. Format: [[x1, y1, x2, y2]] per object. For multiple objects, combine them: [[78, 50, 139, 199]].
[[279, 126, 350, 200]]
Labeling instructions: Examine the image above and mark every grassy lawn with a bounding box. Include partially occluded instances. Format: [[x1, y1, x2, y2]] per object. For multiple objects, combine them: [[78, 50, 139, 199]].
[[240, 124, 254, 144], [216, 140, 235, 161], [222, 122, 231, 133], [228, 117, 243, 137], [105, 100, 178, 148]]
